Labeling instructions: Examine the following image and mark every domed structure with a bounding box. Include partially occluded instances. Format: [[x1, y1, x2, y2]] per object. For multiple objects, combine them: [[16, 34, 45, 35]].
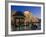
[[24, 11, 40, 25], [24, 11, 32, 25]]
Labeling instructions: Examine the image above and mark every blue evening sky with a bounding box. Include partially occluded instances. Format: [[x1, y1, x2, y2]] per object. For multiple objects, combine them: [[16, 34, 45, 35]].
[[11, 5, 41, 18]]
